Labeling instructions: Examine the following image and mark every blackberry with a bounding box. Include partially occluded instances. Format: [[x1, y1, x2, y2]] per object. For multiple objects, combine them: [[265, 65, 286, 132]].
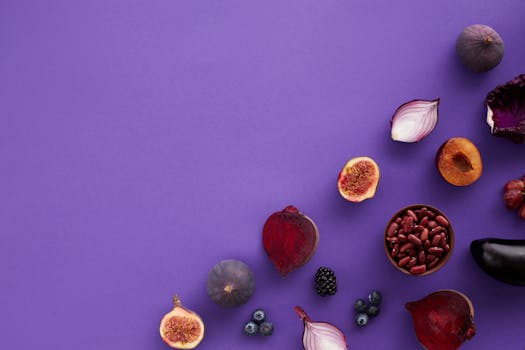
[[314, 267, 337, 296], [244, 321, 258, 336], [259, 321, 273, 336], [252, 309, 266, 324]]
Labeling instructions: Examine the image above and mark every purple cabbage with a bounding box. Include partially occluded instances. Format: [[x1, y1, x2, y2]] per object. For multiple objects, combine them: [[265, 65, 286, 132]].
[[486, 74, 525, 143]]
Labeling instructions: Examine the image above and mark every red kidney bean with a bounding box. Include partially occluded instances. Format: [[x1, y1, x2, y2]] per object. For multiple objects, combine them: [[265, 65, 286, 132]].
[[397, 252, 407, 259], [407, 209, 418, 221], [408, 234, 422, 246], [413, 225, 424, 233], [402, 216, 413, 232], [407, 257, 417, 268], [424, 240, 431, 248], [426, 254, 436, 262], [398, 256, 411, 267], [428, 258, 441, 269], [439, 233, 447, 248], [427, 220, 438, 229], [418, 250, 426, 265], [395, 217, 402, 223], [420, 228, 429, 241], [431, 234, 442, 246], [435, 215, 449, 227], [425, 210, 436, 219], [429, 226, 444, 236], [428, 246, 444, 255], [410, 265, 427, 275], [400, 242, 414, 253], [387, 222, 398, 237], [397, 234, 407, 243], [391, 244, 399, 257], [419, 216, 429, 227], [444, 244, 450, 252]]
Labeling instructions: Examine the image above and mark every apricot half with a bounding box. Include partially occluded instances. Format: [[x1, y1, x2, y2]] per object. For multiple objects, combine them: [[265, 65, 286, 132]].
[[337, 157, 380, 202], [436, 137, 482, 186]]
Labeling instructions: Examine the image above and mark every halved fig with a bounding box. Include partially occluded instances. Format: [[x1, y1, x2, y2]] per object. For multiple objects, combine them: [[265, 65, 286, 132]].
[[436, 137, 482, 186], [263, 206, 319, 276], [207, 259, 255, 307], [406, 290, 475, 350], [159, 295, 204, 349], [337, 156, 380, 202]]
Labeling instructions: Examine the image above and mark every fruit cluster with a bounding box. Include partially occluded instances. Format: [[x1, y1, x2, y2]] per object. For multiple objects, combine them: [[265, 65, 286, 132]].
[[353, 290, 382, 327], [503, 177, 525, 219], [314, 267, 337, 297], [243, 309, 273, 337]]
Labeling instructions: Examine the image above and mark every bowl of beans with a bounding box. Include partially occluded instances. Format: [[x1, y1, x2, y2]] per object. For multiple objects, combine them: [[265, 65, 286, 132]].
[[384, 204, 454, 276]]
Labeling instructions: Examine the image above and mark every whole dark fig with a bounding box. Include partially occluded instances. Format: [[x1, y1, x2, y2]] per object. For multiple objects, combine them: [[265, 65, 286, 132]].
[[207, 259, 255, 307], [456, 24, 504, 72]]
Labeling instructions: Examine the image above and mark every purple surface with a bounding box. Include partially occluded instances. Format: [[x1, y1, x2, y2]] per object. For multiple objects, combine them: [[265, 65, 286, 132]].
[[1, 1, 525, 349]]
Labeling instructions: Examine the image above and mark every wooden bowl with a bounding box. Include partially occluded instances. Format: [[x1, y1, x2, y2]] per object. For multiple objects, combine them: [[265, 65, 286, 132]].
[[384, 204, 454, 276]]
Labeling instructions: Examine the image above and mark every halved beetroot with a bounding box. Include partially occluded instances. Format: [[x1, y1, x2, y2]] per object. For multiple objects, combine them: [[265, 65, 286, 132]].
[[337, 157, 380, 202], [159, 295, 205, 349], [262, 206, 319, 276], [405, 290, 475, 350]]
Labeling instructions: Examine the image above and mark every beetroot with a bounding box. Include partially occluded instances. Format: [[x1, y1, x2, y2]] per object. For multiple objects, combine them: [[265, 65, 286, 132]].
[[263, 206, 319, 276], [406, 290, 476, 350]]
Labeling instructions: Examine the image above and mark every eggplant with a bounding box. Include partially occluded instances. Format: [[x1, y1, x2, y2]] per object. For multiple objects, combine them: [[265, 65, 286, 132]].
[[470, 238, 525, 286]]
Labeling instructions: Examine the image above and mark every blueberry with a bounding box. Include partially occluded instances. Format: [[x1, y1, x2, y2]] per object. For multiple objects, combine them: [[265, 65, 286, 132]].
[[368, 290, 382, 306], [244, 321, 259, 336], [355, 313, 369, 327], [354, 298, 367, 313], [259, 321, 273, 336], [366, 305, 380, 317], [252, 309, 266, 324]]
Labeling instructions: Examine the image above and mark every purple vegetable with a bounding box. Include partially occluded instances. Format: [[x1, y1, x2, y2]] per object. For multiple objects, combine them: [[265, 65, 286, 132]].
[[294, 306, 348, 350], [486, 74, 525, 143]]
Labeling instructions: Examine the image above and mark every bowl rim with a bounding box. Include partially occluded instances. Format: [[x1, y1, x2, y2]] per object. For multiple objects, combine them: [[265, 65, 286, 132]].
[[384, 204, 454, 276]]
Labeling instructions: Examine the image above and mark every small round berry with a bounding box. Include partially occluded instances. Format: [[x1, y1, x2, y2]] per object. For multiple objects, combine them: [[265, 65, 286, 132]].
[[259, 321, 273, 336], [505, 179, 525, 191], [244, 321, 259, 336], [504, 189, 524, 209], [354, 299, 367, 313], [368, 290, 382, 306], [355, 313, 369, 327], [366, 305, 380, 317], [314, 267, 337, 296], [252, 309, 266, 324]]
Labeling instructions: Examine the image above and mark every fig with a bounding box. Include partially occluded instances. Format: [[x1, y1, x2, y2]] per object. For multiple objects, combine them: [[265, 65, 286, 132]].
[[159, 295, 204, 349], [456, 24, 504, 72], [406, 290, 476, 350], [206, 259, 255, 307], [263, 206, 319, 276], [337, 156, 380, 202], [436, 137, 482, 186]]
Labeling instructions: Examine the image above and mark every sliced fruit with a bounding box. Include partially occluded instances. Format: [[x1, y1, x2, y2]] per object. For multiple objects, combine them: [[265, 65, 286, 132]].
[[262, 206, 319, 276], [159, 295, 204, 349], [207, 259, 255, 307], [405, 290, 475, 350], [436, 137, 482, 186], [337, 157, 380, 202]]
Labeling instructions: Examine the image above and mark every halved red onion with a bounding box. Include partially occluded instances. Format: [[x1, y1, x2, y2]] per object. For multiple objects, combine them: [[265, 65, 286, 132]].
[[391, 99, 440, 142], [294, 306, 348, 350]]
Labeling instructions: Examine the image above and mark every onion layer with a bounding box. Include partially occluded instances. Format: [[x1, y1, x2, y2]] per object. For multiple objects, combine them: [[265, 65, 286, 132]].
[[294, 306, 348, 350], [391, 99, 440, 143]]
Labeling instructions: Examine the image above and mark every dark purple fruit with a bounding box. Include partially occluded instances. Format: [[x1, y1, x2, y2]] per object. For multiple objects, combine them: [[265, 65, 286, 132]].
[[207, 259, 255, 308], [456, 24, 504, 72]]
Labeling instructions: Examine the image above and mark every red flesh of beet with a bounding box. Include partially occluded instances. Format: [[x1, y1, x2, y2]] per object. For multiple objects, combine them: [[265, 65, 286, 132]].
[[263, 206, 319, 276], [405, 290, 476, 350]]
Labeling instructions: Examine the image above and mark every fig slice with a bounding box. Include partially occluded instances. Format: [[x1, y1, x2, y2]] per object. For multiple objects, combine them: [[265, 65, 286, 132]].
[[337, 156, 380, 202], [159, 295, 205, 349], [263, 206, 319, 276], [405, 290, 476, 350]]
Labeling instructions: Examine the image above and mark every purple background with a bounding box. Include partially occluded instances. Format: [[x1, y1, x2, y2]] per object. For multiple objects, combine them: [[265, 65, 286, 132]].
[[1, 1, 525, 349]]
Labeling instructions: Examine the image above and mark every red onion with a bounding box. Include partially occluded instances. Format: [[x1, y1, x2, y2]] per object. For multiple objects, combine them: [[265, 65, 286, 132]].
[[390, 99, 440, 143], [294, 306, 348, 350]]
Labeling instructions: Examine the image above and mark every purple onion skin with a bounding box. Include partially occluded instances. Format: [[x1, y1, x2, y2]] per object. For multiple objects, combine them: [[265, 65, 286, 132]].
[[486, 74, 525, 143], [456, 24, 504, 72]]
